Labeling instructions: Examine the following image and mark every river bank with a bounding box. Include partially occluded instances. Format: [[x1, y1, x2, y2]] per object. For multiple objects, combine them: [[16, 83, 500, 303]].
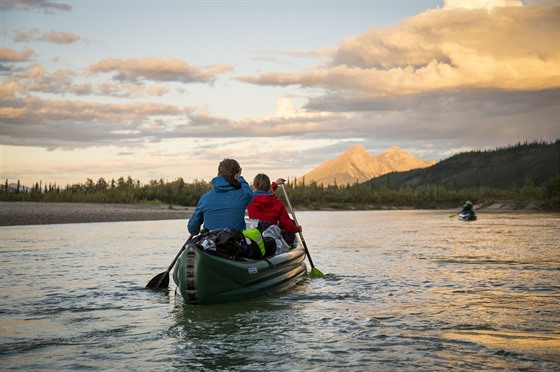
[[0, 202, 192, 226], [296, 200, 548, 212], [0, 200, 552, 227]]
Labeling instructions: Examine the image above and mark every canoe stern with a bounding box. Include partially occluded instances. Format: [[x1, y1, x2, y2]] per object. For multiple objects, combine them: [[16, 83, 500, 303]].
[[173, 245, 307, 305]]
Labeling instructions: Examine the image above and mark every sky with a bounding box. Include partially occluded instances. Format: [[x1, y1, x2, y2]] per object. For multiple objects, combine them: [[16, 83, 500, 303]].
[[1, 0, 559, 187]]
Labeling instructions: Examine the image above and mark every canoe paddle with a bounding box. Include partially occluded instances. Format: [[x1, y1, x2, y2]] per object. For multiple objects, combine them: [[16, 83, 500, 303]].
[[280, 184, 324, 277], [146, 235, 193, 290], [449, 213, 458, 218]]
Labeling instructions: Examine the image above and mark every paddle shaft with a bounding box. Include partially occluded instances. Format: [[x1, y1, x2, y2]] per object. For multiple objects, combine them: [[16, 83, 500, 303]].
[[146, 235, 193, 289], [280, 184, 317, 269], [166, 235, 193, 273]]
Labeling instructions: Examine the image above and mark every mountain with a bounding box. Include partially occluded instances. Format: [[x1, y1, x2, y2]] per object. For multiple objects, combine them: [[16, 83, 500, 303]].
[[378, 146, 437, 172], [298, 145, 436, 186], [366, 140, 560, 189], [8, 183, 32, 192]]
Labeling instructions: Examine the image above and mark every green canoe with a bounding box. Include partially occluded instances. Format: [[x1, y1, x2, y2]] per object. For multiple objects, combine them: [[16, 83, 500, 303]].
[[172, 243, 307, 305]]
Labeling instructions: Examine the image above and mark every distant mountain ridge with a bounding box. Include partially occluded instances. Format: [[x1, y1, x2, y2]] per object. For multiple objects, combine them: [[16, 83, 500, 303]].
[[299, 145, 436, 186], [8, 183, 32, 192], [366, 140, 560, 189]]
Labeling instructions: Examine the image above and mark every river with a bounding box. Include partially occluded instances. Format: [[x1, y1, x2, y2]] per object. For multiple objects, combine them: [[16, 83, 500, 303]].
[[1, 210, 558, 371]]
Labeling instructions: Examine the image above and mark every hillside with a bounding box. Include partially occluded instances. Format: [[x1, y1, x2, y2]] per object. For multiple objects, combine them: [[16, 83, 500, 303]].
[[299, 145, 435, 186], [366, 140, 560, 189]]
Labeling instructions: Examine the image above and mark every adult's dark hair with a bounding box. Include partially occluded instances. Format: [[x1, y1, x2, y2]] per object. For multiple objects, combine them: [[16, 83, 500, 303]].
[[218, 158, 241, 178], [253, 173, 271, 191]]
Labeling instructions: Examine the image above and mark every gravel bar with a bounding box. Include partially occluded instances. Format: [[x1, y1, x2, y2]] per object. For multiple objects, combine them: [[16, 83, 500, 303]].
[[0, 202, 193, 226]]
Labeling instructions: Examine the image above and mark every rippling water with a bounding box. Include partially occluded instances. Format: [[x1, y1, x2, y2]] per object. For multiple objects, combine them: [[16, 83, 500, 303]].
[[1, 211, 559, 371]]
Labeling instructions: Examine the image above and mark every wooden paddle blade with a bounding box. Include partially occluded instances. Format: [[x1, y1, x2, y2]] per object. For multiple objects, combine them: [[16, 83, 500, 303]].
[[310, 267, 324, 277], [145, 271, 169, 290]]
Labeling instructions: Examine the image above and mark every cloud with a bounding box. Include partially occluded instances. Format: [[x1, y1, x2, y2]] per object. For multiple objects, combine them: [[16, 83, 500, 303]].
[[12, 29, 85, 44], [169, 98, 351, 140], [87, 57, 234, 84], [231, 0, 559, 162], [1, 63, 175, 99], [2, 0, 557, 174], [443, 0, 523, 10], [0, 64, 77, 99], [0, 96, 183, 148], [0, 92, 342, 149], [95, 81, 170, 98], [274, 97, 297, 117], [239, 2, 559, 95], [69, 83, 93, 96], [0, 47, 35, 61], [0, 0, 72, 13]]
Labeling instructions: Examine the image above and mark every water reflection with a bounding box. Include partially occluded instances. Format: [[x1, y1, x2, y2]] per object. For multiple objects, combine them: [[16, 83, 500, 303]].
[[441, 330, 560, 361], [169, 295, 302, 370]]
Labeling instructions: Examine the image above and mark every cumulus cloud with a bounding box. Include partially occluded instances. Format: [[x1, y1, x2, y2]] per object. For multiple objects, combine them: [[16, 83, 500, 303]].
[[2, 62, 180, 99], [0, 0, 72, 13], [2, 0, 558, 170], [1, 96, 181, 123], [0, 96, 183, 148], [176, 100, 348, 139], [240, 2, 559, 95], [95, 81, 170, 98], [0, 92, 343, 149], [0, 49, 241, 150], [232, 0, 559, 161], [0, 64, 78, 98], [0, 47, 35, 61], [87, 57, 234, 84], [443, 0, 523, 10], [12, 29, 85, 44], [70, 83, 93, 96], [275, 97, 297, 117]]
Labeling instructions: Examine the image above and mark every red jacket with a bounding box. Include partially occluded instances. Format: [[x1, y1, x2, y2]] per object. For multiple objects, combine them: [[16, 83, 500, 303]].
[[247, 187, 301, 233]]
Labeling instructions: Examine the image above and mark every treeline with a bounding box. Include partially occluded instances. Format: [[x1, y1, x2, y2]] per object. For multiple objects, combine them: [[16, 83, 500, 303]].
[[1, 176, 211, 206], [287, 175, 560, 211], [2, 174, 559, 211]]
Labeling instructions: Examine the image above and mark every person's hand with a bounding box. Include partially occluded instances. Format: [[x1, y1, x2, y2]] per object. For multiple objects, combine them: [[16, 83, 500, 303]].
[[275, 178, 286, 185], [297, 225, 302, 232]]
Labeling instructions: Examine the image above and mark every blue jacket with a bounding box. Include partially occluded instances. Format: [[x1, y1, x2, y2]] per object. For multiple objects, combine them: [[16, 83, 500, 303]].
[[187, 175, 254, 235]]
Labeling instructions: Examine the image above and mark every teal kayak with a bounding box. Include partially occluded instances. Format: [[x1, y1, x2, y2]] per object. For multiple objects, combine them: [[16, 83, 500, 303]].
[[172, 243, 307, 305]]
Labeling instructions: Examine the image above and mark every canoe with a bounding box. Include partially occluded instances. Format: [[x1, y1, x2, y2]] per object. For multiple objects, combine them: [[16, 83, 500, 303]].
[[459, 211, 477, 221], [172, 242, 307, 305]]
